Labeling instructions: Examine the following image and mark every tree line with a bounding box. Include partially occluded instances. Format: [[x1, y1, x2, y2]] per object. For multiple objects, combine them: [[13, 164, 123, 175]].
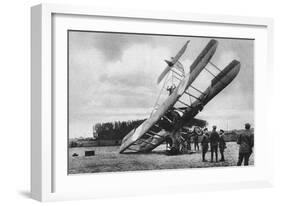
[[94, 119, 146, 140]]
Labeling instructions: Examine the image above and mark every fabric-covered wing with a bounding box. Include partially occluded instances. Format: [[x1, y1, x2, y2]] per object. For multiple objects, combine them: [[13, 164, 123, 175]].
[[121, 129, 169, 153], [174, 60, 241, 130]]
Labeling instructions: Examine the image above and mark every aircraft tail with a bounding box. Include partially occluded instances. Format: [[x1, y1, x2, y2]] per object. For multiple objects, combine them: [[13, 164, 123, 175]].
[[157, 40, 190, 84]]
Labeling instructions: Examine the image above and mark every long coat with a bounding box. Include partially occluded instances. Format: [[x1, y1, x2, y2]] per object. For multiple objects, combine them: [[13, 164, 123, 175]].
[[210, 131, 219, 146], [219, 134, 226, 150], [201, 134, 209, 151], [237, 130, 254, 154]]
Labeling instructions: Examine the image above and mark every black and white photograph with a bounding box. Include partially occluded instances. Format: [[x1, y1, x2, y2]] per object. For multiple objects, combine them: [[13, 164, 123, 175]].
[[1, 0, 278, 204], [68, 31, 254, 174]]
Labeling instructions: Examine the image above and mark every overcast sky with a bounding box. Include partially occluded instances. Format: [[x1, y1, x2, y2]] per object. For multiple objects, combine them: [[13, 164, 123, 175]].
[[68, 31, 254, 139]]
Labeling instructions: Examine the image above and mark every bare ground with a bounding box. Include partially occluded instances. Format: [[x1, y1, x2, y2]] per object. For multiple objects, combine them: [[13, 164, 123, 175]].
[[68, 142, 254, 174]]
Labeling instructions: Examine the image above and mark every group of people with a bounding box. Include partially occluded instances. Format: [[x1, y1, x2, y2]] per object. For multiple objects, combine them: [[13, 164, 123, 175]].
[[166, 122, 254, 166], [201, 126, 226, 163], [200, 123, 254, 166]]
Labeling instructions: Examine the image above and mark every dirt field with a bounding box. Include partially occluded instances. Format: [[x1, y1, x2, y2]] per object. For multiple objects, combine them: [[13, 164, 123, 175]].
[[68, 142, 254, 174]]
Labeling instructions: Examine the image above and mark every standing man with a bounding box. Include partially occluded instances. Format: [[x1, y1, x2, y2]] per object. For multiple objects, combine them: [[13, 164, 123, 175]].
[[184, 128, 192, 151], [193, 135, 199, 151], [237, 123, 254, 166], [210, 125, 220, 162], [201, 128, 209, 162], [219, 129, 226, 161]]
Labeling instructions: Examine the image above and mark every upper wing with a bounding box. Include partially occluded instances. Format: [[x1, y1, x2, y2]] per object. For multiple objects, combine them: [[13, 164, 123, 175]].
[[175, 60, 241, 130], [190, 39, 217, 73]]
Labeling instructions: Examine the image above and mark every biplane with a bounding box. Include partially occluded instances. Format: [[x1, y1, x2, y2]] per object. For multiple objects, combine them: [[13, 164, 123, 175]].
[[119, 39, 240, 154]]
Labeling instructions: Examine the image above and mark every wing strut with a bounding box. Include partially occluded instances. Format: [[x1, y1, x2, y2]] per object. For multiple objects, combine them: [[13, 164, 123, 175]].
[[145, 133, 160, 139], [163, 115, 173, 123], [154, 124, 160, 128], [146, 132, 165, 139], [209, 61, 222, 72], [204, 67, 216, 78], [205, 67, 227, 87], [178, 99, 192, 108], [190, 85, 205, 95], [125, 147, 140, 152], [149, 130, 165, 137], [138, 139, 157, 146], [184, 91, 201, 101]]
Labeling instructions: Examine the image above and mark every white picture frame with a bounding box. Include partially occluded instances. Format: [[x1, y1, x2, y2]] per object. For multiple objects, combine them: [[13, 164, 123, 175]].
[[31, 3, 274, 202]]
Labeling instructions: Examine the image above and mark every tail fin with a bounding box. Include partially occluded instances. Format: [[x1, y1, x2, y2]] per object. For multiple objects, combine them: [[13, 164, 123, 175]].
[[157, 40, 189, 84]]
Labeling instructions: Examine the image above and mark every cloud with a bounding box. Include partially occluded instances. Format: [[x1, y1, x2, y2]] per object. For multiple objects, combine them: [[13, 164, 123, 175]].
[[68, 41, 172, 132], [68, 32, 254, 138], [69, 31, 155, 62]]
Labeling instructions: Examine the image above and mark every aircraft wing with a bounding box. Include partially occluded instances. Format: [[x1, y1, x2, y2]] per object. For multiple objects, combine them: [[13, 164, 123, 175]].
[[172, 40, 190, 64], [120, 129, 169, 153], [184, 117, 207, 128], [122, 59, 240, 154], [174, 60, 241, 130], [157, 40, 190, 84], [120, 39, 218, 153]]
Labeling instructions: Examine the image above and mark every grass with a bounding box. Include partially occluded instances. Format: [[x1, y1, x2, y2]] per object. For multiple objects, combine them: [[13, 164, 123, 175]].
[[68, 142, 254, 174]]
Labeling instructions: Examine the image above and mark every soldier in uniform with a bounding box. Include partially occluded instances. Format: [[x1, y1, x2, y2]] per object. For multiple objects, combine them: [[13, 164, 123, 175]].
[[201, 128, 209, 162], [193, 134, 199, 151], [219, 129, 226, 161], [237, 123, 254, 166], [183, 128, 192, 151], [210, 125, 220, 162]]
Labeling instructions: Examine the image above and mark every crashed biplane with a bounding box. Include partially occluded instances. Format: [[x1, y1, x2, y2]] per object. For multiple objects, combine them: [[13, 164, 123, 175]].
[[119, 39, 240, 154]]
